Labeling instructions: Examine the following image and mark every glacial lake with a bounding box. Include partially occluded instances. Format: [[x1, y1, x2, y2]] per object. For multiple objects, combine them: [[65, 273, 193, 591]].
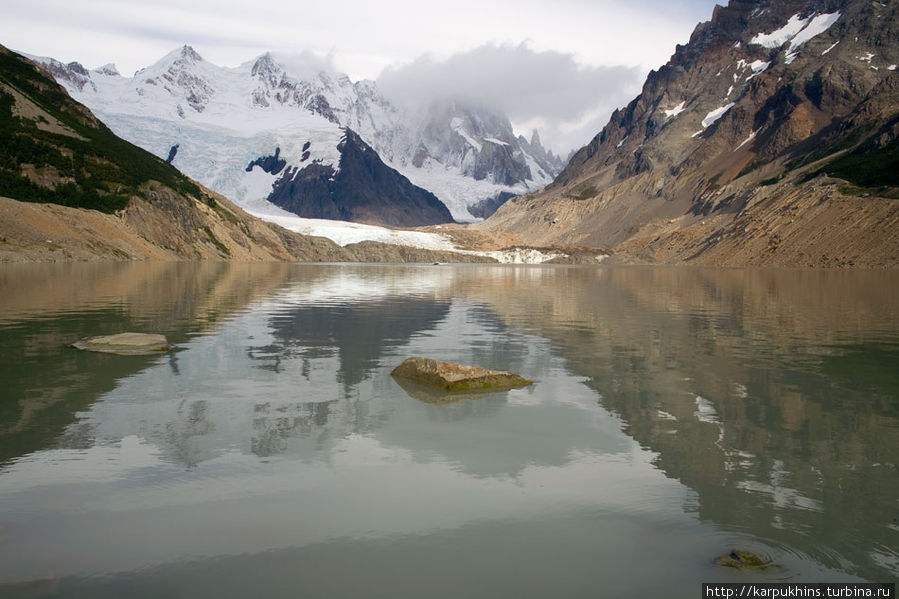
[[0, 262, 897, 598]]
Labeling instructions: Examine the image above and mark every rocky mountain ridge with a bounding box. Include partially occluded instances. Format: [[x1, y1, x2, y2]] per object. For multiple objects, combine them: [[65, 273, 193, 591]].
[[480, 0, 899, 267], [32, 47, 563, 223], [263, 129, 453, 226]]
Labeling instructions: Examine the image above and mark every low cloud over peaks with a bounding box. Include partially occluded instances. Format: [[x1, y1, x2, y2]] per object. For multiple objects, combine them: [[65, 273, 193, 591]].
[[265, 50, 339, 79], [377, 42, 643, 154]]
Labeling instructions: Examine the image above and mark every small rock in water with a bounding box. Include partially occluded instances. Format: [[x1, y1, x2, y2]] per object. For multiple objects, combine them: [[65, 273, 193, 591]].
[[71, 332, 171, 355], [714, 549, 771, 570], [391, 356, 533, 392]]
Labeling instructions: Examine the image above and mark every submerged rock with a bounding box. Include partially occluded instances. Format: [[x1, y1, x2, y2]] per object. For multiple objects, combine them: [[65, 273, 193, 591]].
[[714, 550, 772, 570], [391, 357, 532, 393], [71, 332, 171, 355]]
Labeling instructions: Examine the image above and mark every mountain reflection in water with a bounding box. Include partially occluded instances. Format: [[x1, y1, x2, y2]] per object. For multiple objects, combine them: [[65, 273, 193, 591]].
[[0, 262, 896, 597]]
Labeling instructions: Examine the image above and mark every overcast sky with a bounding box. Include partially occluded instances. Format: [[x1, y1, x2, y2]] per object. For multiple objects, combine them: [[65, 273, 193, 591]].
[[1, 0, 720, 154]]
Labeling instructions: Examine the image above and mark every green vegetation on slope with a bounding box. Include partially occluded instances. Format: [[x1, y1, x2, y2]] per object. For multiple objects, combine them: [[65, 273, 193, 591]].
[[819, 138, 899, 197], [0, 47, 204, 213]]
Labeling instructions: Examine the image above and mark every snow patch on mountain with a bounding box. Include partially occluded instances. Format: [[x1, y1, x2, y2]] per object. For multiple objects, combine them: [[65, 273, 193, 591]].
[[750, 12, 841, 52], [738, 59, 770, 80], [701, 103, 735, 129], [735, 129, 759, 151], [788, 12, 842, 50], [664, 101, 686, 119], [751, 14, 810, 48], [821, 41, 840, 56]]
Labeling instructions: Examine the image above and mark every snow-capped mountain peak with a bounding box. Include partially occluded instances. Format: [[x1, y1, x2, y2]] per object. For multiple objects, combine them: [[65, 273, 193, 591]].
[[94, 63, 120, 77], [139, 44, 204, 72], [249, 52, 281, 87], [132, 45, 216, 114], [35, 46, 565, 222]]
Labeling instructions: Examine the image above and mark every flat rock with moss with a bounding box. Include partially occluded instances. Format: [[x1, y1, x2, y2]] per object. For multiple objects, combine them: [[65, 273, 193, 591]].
[[71, 332, 171, 355], [714, 550, 772, 571], [391, 356, 533, 392]]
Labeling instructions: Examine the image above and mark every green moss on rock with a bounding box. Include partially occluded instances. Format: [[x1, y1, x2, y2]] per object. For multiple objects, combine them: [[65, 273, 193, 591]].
[[714, 550, 772, 570]]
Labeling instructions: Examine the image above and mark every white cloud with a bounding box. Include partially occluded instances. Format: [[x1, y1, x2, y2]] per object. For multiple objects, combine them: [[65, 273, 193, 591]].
[[378, 43, 643, 154], [1, 0, 718, 154], [4, 0, 716, 75]]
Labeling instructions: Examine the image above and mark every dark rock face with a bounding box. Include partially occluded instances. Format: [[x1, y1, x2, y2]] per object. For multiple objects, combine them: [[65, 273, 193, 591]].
[[268, 162, 339, 219], [266, 129, 454, 227], [307, 94, 338, 123], [468, 191, 518, 219], [165, 144, 179, 164], [472, 139, 531, 185], [246, 147, 287, 175]]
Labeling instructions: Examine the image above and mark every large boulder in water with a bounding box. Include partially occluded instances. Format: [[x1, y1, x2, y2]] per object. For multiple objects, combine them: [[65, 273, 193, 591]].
[[71, 332, 171, 355], [391, 357, 532, 392]]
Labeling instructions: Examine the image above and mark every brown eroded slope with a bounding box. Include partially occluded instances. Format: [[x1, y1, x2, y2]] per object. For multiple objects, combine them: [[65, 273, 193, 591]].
[[478, 0, 899, 267]]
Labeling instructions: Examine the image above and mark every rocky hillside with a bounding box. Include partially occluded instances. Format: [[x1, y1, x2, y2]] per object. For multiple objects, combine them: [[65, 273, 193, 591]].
[[480, 0, 899, 267], [0, 46, 492, 264]]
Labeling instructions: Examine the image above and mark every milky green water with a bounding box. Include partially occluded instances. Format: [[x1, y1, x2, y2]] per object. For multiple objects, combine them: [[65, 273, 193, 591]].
[[0, 262, 897, 598]]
